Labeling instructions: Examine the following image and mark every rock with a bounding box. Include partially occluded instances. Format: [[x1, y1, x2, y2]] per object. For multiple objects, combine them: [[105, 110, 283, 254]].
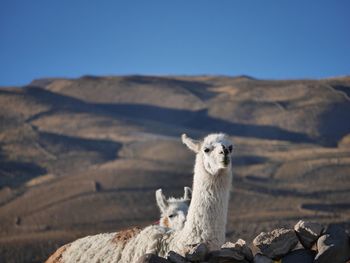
[[167, 251, 187, 263], [253, 254, 273, 263], [14, 216, 21, 226], [315, 225, 350, 263], [281, 249, 315, 263], [185, 243, 208, 262], [292, 241, 304, 251], [92, 181, 101, 192], [137, 253, 170, 263], [208, 249, 246, 263], [294, 220, 323, 248], [253, 228, 298, 259], [310, 242, 318, 254], [311, 241, 318, 251], [208, 255, 250, 263], [221, 239, 254, 262]]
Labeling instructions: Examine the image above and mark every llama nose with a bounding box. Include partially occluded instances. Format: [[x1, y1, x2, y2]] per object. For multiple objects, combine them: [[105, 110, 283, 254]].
[[220, 145, 229, 155]]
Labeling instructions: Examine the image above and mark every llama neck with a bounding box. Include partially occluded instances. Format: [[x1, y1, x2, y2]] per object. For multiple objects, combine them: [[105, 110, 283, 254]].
[[176, 154, 232, 250]]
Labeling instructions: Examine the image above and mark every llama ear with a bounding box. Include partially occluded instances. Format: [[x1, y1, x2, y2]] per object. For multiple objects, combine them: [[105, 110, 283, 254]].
[[156, 189, 168, 212], [184, 186, 192, 201], [181, 134, 200, 153]]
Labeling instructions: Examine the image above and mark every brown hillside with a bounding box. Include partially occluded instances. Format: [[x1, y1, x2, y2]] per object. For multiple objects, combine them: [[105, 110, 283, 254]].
[[0, 75, 349, 262]]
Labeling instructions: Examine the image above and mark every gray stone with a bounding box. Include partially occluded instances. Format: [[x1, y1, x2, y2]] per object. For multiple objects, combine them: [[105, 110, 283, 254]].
[[14, 216, 21, 226], [292, 241, 305, 251], [253, 228, 298, 259], [294, 220, 324, 248], [167, 251, 187, 263], [315, 225, 350, 263], [185, 243, 208, 262], [221, 239, 254, 262], [137, 253, 170, 263], [208, 254, 250, 263], [208, 248, 250, 263], [310, 241, 318, 253], [253, 254, 273, 263], [281, 249, 315, 263]]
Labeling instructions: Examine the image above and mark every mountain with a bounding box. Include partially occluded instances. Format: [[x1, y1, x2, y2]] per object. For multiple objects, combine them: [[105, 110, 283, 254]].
[[0, 75, 349, 262]]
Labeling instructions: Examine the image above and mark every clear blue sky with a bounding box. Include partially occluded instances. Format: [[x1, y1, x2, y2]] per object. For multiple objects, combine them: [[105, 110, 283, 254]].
[[1, 0, 349, 86]]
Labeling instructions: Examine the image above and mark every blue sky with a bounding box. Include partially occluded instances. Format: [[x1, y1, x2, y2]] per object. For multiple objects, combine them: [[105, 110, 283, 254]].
[[1, 0, 349, 86]]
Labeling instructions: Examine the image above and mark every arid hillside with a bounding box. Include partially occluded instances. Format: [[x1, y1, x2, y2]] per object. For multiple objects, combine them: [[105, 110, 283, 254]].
[[0, 75, 350, 263]]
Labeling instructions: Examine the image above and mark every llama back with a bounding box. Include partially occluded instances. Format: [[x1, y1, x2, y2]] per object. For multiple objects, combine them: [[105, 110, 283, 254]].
[[46, 232, 125, 263], [46, 226, 170, 263], [46, 227, 139, 263]]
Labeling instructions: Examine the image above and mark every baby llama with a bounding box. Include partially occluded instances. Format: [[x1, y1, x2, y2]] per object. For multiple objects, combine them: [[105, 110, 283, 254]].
[[156, 187, 192, 230]]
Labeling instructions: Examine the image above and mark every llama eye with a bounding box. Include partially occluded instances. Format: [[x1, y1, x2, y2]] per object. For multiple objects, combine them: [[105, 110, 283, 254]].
[[204, 148, 210, 153], [228, 145, 233, 152], [168, 214, 175, 218]]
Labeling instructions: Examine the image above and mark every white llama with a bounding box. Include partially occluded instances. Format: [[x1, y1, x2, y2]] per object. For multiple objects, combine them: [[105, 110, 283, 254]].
[[46, 133, 233, 263], [156, 187, 192, 230]]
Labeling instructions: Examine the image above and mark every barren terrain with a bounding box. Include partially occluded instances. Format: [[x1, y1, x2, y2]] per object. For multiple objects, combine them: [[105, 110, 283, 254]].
[[0, 75, 349, 262]]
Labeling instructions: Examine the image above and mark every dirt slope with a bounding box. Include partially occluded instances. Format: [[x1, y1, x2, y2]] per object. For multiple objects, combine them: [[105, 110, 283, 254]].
[[0, 75, 349, 262]]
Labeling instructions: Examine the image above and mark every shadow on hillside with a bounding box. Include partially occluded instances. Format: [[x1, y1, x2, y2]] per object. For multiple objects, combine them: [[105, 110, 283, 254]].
[[0, 126, 122, 188], [23, 86, 316, 144], [96, 104, 314, 143], [0, 149, 47, 189], [235, 176, 350, 199], [37, 130, 122, 161], [318, 102, 350, 146], [301, 203, 350, 212], [332, 85, 350, 99], [120, 75, 216, 100], [232, 155, 268, 166]]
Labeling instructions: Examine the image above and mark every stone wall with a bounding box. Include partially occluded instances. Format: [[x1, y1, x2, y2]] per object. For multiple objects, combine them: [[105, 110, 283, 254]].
[[138, 220, 350, 263]]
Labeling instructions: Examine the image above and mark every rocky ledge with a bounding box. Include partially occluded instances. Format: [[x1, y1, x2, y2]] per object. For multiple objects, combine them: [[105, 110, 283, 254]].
[[137, 220, 350, 263]]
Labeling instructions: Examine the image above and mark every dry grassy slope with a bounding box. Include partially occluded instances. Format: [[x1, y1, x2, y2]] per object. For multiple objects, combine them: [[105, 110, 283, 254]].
[[0, 75, 349, 263]]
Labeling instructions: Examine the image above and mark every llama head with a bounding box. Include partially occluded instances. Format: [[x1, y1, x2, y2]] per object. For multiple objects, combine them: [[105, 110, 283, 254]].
[[182, 133, 233, 175], [156, 187, 192, 230]]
